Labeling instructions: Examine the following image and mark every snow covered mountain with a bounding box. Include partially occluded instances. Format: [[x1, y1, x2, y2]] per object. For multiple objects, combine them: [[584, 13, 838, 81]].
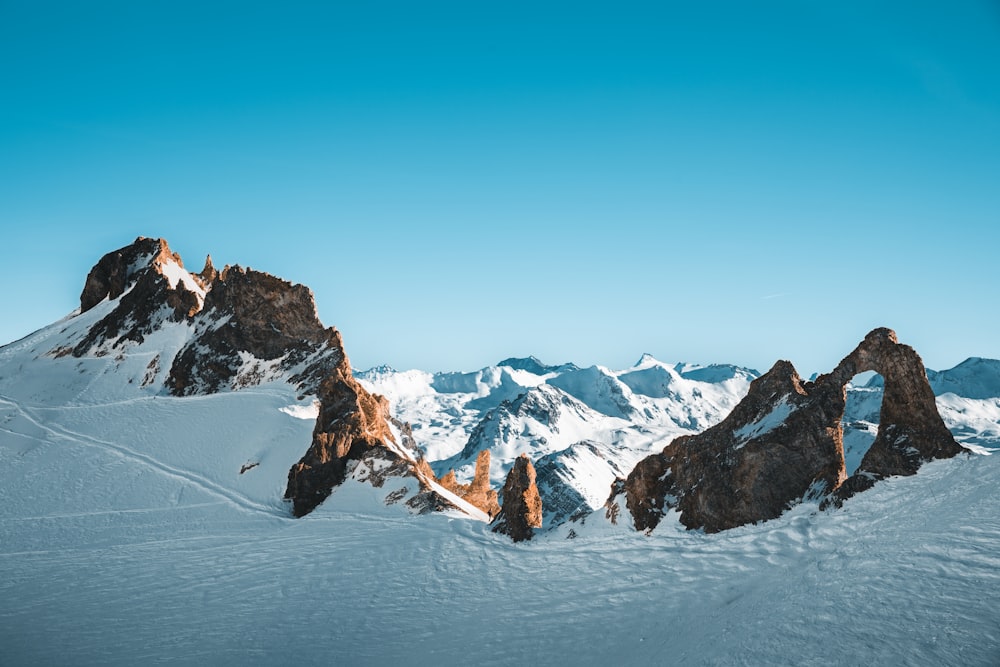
[[2, 238, 1000, 664], [357, 356, 759, 526], [359, 349, 1000, 529]]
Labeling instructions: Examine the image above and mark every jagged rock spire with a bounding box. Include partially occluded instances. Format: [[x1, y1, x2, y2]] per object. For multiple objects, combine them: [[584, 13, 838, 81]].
[[285, 352, 396, 517], [492, 454, 543, 542], [200, 254, 217, 285]]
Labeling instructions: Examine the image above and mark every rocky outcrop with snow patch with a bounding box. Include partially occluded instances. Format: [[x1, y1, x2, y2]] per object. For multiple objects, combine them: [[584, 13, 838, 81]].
[[286, 354, 493, 519], [285, 352, 399, 516], [621, 328, 966, 533], [829, 329, 967, 503], [62, 237, 346, 397], [165, 265, 342, 396], [70, 237, 206, 355]]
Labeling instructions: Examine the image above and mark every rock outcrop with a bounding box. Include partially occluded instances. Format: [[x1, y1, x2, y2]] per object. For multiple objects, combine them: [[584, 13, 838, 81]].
[[620, 328, 966, 533], [284, 363, 496, 519], [828, 328, 967, 503], [66, 237, 344, 396], [73, 237, 205, 354], [66, 237, 495, 521], [165, 265, 342, 396], [492, 454, 543, 542], [437, 450, 501, 518], [284, 352, 398, 517], [199, 254, 218, 284]]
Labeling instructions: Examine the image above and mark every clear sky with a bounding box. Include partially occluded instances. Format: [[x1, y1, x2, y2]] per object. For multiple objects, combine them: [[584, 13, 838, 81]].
[[2, 1, 999, 375]]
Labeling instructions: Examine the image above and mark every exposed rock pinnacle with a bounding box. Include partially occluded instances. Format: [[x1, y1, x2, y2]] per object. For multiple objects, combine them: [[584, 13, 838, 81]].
[[492, 454, 543, 542]]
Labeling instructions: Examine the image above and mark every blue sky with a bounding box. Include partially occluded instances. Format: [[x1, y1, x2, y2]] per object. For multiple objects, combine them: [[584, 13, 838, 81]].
[[2, 1, 999, 374]]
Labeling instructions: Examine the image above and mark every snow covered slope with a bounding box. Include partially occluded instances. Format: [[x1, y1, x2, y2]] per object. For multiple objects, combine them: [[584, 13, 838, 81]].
[[2, 239, 999, 664], [2, 391, 999, 665]]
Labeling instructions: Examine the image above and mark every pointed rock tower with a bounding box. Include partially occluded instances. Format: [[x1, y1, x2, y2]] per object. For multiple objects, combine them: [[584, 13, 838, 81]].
[[437, 450, 501, 518], [492, 454, 543, 542]]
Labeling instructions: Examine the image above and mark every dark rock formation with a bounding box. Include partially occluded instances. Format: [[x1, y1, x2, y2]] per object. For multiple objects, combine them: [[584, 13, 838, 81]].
[[284, 351, 398, 516], [73, 237, 203, 355], [165, 265, 341, 396], [492, 454, 543, 542], [437, 450, 501, 518], [622, 328, 966, 533], [79, 237, 173, 313], [828, 328, 966, 503], [199, 255, 218, 284], [284, 359, 494, 519], [68, 237, 343, 396]]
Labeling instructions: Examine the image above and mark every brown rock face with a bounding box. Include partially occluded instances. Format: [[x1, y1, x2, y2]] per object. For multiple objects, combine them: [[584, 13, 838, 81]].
[[165, 265, 343, 396], [492, 454, 543, 542], [623, 328, 966, 533], [79, 237, 171, 313], [284, 353, 397, 517], [70, 237, 341, 396], [199, 255, 218, 285], [828, 328, 966, 503], [437, 450, 501, 518], [284, 364, 486, 518], [73, 238, 202, 355]]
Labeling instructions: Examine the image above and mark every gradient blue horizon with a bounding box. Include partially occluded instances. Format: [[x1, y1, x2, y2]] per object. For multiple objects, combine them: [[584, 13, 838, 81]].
[[2, 1, 999, 375]]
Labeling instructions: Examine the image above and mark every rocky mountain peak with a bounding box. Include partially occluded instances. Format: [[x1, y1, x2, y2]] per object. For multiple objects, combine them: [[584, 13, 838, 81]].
[[58, 237, 350, 398], [70, 237, 206, 355], [165, 264, 344, 396], [79, 236, 177, 313]]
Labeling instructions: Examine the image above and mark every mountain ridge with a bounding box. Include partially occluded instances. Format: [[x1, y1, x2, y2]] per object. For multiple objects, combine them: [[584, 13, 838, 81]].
[[2, 237, 998, 537]]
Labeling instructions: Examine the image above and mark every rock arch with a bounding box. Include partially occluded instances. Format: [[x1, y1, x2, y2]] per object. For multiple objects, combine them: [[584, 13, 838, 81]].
[[823, 328, 965, 502], [619, 328, 965, 533]]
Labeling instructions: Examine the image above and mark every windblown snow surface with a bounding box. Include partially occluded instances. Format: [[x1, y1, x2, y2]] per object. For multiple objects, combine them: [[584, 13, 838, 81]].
[[2, 321, 1000, 665]]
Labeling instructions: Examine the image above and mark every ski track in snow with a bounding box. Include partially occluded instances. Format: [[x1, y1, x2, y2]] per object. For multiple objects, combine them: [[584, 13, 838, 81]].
[[0, 394, 284, 517]]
